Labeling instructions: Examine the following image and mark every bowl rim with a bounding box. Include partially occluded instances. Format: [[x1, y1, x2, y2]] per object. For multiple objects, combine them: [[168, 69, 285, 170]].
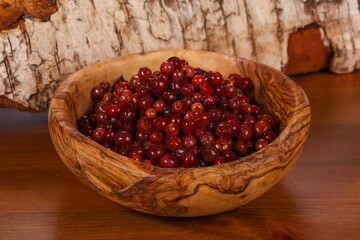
[[49, 49, 311, 176]]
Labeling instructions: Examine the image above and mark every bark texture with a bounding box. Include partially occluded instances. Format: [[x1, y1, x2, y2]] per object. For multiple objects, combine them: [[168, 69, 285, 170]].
[[0, 0, 360, 112]]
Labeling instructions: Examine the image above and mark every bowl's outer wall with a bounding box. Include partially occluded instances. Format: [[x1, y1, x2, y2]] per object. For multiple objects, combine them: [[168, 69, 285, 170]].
[[48, 50, 311, 217]]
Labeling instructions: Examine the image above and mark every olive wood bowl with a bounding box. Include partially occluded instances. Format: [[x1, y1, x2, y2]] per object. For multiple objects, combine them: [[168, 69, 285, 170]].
[[48, 50, 311, 217]]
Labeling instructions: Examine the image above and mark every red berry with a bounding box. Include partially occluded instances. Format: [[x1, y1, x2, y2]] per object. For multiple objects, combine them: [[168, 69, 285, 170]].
[[152, 116, 168, 132], [255, 139, 268, 151], [181, 65, 195, 78], [233, 140, 248, 155], [159, 154, 179, 168], [91, 86, 107, 101], [214, 156, 225, 165], [181, 151, 198, 168], [181, 84, 194, 97], [115, 130, 133, 147], [215, 121, 233, 139], [138, 67, 152, 81], [199, 82, 213, 94], [129, 152, 142, 162], [148, 146, 165, 163], [236, 76, 253, 91], [172, 100, 188, 115], [165, 123, 179, 136], [193, 111, 210, 128], [182, 119, 195, 135], [160, 61, 174, 75], [91, 127, 106, 144], [137, 117, 153, 134], [192, 75, 205, 87], [253, 121, 271, 138], [182, 135, 197, 149], [166, 136, 182, 152]]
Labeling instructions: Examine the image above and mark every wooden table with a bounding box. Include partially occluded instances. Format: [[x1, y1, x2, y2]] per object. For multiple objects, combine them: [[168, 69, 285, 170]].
[[0, 72, 359, 240]]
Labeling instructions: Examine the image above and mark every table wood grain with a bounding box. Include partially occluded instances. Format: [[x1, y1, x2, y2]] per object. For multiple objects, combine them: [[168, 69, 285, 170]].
[[0, 72, 359, 240]]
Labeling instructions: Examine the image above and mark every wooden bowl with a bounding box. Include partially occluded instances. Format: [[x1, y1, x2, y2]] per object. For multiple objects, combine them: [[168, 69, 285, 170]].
[[48, 50, 311, 217]]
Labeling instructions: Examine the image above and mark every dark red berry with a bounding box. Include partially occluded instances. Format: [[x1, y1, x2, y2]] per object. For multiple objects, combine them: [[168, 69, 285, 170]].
[[148, 146, 165, 163], [255, 139, 268, 151], [160, 61, 174, 75], [181, 151, 198, 168], [159, 154, 179, 168], [253, 121, 271, 138], [114, 130, 133, 147]]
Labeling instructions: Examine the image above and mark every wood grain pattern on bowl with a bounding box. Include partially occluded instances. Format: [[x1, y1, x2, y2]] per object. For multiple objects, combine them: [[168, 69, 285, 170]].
[[48, 50, 311, 217]]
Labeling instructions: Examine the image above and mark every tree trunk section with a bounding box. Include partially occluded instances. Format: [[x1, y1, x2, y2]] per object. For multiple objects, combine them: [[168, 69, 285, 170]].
[[0, 0, 359, 112]]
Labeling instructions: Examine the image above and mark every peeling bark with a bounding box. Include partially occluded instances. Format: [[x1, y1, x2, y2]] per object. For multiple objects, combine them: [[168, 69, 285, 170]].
[[0, 0, 360, 112], [0, 0, 58, 31], [285, 23, 332, 75]]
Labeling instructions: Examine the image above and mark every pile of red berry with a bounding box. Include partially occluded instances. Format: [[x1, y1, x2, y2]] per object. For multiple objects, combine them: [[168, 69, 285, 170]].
[[77, 56, 279, 168]]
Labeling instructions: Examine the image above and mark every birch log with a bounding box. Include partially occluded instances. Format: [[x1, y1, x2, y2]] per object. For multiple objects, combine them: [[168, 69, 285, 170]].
[[0, 0, 360, 112]]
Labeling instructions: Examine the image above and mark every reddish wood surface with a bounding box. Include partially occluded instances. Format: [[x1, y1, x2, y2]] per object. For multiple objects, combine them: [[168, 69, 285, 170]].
[[0, 72, 360, 239]]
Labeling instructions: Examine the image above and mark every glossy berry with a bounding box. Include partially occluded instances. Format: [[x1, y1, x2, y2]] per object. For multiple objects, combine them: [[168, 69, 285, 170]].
[[221, 150, 237, 162], [233, 140, 248, 155], [193, 111, 210, 128], [191, 102, 204, 112], [209, 72, 223, 86], [214, 156, 226, 165], [114, 130, 133, 147], [153, 99, 166, 112], [138, 67, 152, 81], [159, 154, 179, 168], [137, 117, 153, 134], [201, 145, 220, 163], [80, 126, 93, 136], [199, 82, 213, 94], [169, 114, 182, 126], [107, 104, 121, 117], [181, 151, 198, 168], [160, 61, 174, 75], [150, 75, 167, 96], [166, 136, 182, 152], [255, 139, 268, 151], [224, 84, 237, 98], [145, 108, 157, 118], [172, 69, 184, 81], [253, 121, 271, 138], [182, 135, 197, 149], [181, 65, 195, 78], [192, 75, 205, 87], [215, 121, 233, 139], [236, 76, 253, 91], [263, 131, 277, 143], [91, 86, 107, 101], [172, 100, 188, 115], [239, 103, 254, 115], [104, 130, 115, 145], [148, 146, 165, 163], [165, 123, 179, 136], [236, 124, 253, 142], [181, 84, 194, 97], [215, 138, 231, 152], [200, 132, 215, 146], [91, 127, 106, 144], [128, 153, 142, 162], [182, 119, 195, 135], [152, 116, 168, 132], [150, 131, 164, 143]]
